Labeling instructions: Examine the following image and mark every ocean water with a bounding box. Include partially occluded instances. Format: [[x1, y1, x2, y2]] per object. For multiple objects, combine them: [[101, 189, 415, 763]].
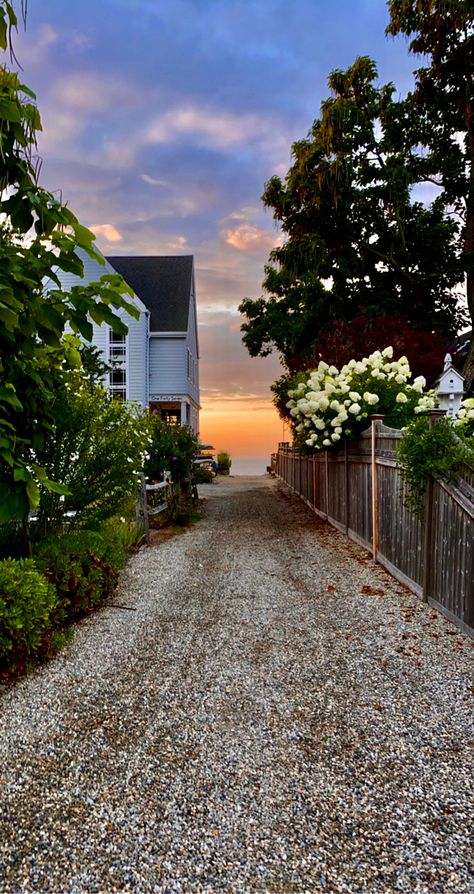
[[230, 457, 271, 476]]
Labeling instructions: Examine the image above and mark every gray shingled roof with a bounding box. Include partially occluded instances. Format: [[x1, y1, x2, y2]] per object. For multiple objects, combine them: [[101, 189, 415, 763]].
[[106, 255, 193, 332]]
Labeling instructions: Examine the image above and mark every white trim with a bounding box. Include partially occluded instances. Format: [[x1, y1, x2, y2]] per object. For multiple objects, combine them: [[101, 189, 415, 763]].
[[149, 331, 186, 338]]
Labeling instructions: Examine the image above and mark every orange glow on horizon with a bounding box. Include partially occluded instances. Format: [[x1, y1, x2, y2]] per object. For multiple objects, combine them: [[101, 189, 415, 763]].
[[199, 398, 292, 462]]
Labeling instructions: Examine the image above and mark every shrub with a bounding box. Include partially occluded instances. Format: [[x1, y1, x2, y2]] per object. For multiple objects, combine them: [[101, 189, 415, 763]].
[[0, 559, 58, 669], [217, 451, 232, 472], [145, 417, 199, 489], [31, 372, 152, 535], [398, 416, 474, 513], [193, 466, 214, 484], [454, 397, 474, 440], [285, 347, 437, 451], [35, 528, 127, 622]]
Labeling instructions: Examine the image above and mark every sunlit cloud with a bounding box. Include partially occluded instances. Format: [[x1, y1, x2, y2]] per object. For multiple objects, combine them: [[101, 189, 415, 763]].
[[145, 104, 280, 150], [222, 223, 283, 253], [16, 23, 59, 64], [164, 235, 189, 251], [37, 110, 83, 156], [89, 223, 123, 242], [140, 174, 168, 187], [70, 32, 94, 51], [54, 73, 141, 112]]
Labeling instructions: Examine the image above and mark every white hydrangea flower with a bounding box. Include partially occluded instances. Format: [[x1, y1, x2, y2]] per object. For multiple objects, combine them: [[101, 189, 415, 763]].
[[323, 438, 331, 446], [382, 346, 393, 358], [396, 392, 408, 403], [363, 392, 379, 405], [349, 391, 361, 401], [348, 403, 361, 415], [331, 433, 341, 442], [412, 376, 426, 392]]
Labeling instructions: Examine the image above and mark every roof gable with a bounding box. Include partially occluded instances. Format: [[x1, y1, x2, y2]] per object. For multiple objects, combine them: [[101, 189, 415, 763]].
[[106, 255, 193, 332]]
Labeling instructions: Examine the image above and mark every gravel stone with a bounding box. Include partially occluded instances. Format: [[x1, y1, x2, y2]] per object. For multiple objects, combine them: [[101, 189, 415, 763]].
[[0, 475, 473, 893]]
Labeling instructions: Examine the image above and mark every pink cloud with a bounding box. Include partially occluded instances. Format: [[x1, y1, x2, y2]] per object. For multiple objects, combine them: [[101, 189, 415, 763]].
[[222, 223, 283, 253], [89, 223, 123, 242]]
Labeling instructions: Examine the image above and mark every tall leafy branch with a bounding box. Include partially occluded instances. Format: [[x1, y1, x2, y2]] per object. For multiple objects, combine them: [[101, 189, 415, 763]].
[[240, 50, 466, 375], [387, 0, 474, 387], [0, 1, 138, 525]]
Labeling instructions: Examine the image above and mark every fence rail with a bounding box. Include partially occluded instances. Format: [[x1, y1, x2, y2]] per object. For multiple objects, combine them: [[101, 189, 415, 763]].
[[272, 423, 473, 638], [136, 480, 174, 544]]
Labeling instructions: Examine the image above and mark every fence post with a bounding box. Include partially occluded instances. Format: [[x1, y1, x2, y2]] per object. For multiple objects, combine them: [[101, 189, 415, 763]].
[[137, 479, 150, 547], [421, 409, 446, 602], [371, 415, 385, 562], [324, 450, 329, 518], [344, 440, 349, 534]]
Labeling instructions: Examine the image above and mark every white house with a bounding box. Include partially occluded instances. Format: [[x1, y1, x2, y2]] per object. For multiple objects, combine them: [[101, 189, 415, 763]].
[[51, 249, 200, 433], [108, 255, 200, 433]]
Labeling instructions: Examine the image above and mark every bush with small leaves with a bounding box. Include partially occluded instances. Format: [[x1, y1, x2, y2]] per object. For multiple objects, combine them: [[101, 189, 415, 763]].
[[35, 529, 127, 622], [398, 416, 474, 514], [0, 559, 58, 669]]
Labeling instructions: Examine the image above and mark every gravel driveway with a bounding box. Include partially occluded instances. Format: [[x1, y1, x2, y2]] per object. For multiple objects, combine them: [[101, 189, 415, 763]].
[[0, 475, 473, 894]]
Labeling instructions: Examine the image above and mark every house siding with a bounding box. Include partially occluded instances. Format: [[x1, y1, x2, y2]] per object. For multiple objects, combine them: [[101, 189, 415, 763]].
[[50, 251, 149, 406], [149, 337, 187, 396], [48, 249, 200, 431], [185, 274, 200, 408]]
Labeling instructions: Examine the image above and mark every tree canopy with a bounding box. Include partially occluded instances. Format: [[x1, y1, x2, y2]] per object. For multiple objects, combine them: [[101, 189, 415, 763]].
[[0, 1, 139, 523], [240, 23, 470, 381], [386, 0, 474, 386]]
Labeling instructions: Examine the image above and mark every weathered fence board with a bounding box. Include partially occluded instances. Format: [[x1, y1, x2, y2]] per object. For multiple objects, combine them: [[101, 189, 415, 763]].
[[273, 426, 474, 638]]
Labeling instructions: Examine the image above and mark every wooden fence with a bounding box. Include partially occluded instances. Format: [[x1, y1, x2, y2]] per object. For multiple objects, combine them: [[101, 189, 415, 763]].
[[136, 480, 174, 544], [271, 420, 474, 637]]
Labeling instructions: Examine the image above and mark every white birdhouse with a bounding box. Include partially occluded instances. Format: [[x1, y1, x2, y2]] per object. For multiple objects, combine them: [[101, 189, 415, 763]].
[[435, 354, 464, 417]]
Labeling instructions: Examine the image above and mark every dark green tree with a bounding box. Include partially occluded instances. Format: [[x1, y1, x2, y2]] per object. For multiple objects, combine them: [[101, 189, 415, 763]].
[[239, 56, 463, 371], [0, 1, 138, 525], [386, 0, 474, 388]]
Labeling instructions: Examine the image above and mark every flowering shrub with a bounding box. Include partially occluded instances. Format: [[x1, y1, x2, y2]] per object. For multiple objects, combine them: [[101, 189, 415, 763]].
[[32, 372, 152, 533], [285, 347, 438, 450], [398, 416, 474, 513], [145, 417, 199, 487], [454, 397, 474, 439]]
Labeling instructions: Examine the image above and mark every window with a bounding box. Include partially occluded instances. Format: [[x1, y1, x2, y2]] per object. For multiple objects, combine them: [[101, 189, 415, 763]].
[[108, 329, 127, 400], [109, 333, 126, 358]]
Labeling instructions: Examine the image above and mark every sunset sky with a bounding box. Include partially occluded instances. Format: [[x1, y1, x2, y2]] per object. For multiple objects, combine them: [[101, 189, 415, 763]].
[[13, 0, 417, 473]]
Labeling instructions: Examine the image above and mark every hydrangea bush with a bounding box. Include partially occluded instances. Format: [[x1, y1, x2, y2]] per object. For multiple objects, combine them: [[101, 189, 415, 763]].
[[454, 397, 474, 439], [286, 347, 438, 450]]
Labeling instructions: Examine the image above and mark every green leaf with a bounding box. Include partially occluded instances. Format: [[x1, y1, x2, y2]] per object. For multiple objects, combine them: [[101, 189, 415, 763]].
[[0, 385, 23, 410], [13, 468, 30, 482], [0, 99, 21, 123], [26, 479, 40, 508], [42, 478, 72, 496], [0, 306, 19, 329]]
